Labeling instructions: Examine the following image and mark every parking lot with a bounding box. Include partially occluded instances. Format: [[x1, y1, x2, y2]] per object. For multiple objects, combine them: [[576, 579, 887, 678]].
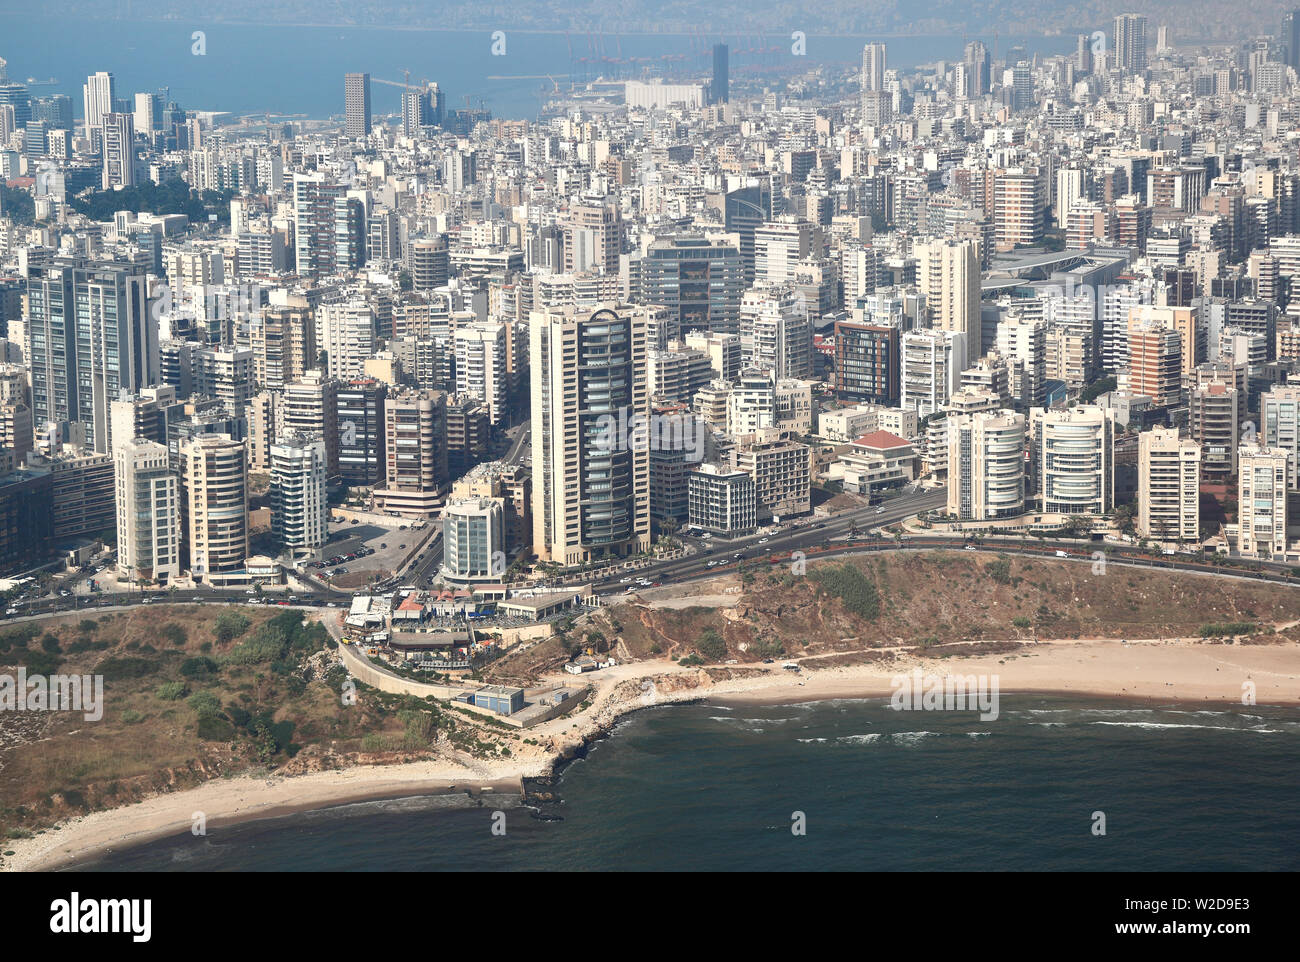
[[303, 519, 433, 585]]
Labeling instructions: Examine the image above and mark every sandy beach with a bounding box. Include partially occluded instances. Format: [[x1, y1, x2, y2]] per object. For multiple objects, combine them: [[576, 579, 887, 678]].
[[6, 633, 1298, 872]]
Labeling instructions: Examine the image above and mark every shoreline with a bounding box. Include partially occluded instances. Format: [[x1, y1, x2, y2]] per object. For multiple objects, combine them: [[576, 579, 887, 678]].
[[6, 636, 1299, 871]]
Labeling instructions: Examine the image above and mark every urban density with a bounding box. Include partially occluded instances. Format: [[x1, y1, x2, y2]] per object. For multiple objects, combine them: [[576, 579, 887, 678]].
[[0, 6, 1298, 884]]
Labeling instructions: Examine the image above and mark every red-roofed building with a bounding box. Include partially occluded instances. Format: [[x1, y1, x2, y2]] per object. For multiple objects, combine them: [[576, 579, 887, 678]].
[[835, 430, 917, 494]]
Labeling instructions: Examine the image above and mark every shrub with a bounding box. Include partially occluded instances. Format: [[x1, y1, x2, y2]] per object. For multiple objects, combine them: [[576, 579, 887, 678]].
[[197, 715, 235, 740], [186, 691, 222, 716], [155, 682, 187, 701], [986, 557, 1013, 584], [695, 628, 728, 661], [180, 656, 219, 679], [1199, 622, 1257, 638], [20, 650, 63, 675], [214, 612, 252, 645], [1012, 616, 1032, 629], [161, 623, 187, 646], [77, 620, 97, 635], [810, 562, 882, 619], [97, 657, 157, 680]]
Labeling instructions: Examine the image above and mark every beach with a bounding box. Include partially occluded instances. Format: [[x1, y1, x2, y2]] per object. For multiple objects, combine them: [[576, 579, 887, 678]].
[[6, 633, 1298, 872]]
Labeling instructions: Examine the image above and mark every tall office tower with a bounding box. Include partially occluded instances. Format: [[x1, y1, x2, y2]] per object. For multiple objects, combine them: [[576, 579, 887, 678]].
[[26, 260, 157, 453], [1032, 406, 1115, 515], [712, 44, 729, 103], [563, 198, 622, 275], [283, 370, 340, 484], [372, 389, 449, 518], [901, 329, 967, 417], [1138, 428, 1200, 543], [861, 43, 886, 94], [292, 173, 345, 276], [100, 112, 135, 189], [453, 322, 509, 426], [1076, 34, 1093, 73], [270, 433, 329, 556], [641, 236, 743, 336], [132, 92, 156, 135], [833, 319, 900, 404], [409, 236, 450, 290], [1113, 13, 1149, 74], [441, 497, 505, 582], [1262, 384, 1300, 488], [344, 72, 371, 138], [246, 391, 276, 472], [740, 286, 812, 380], [725, 180, 773, 284], [1237, 445, 1290, 558], [947, 411, 1027, 520], [964, 40, 990, 96], [1285, 10, 1300, 70], [179, 434, 249, 584], [0, 77, 32, 128], [915, 238, 980, 369], [530, 303, 651, 566], [1010, 61, 1034, 112], [336, 377, 387, 487], [114, 438, 180, 585], [993, 169, 1046, 252], [82, 71, 115, 132], [861, 90, 893, 126]]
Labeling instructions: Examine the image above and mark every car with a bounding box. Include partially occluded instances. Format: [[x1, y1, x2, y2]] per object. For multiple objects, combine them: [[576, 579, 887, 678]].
[[336, 567, 349, 574], [707, 560, 718, 567], [350, 519, 360, 525], [762, 658, 774, 664], [288, 595, 299, 602], [399, 524, 408, 530], [876, 507, 885, 514], [399, 544, 406, 549], [758, 537, 769, 544], [142, 597, 153, 604], [59, 589, 71, 597], [964, 545, 976, 551], [245, 588, 256, 594], [380, 543, 388, 549], [620, 577, 632, 583], [1055, 550, 1069, 558], [192, 596, 203, 602]]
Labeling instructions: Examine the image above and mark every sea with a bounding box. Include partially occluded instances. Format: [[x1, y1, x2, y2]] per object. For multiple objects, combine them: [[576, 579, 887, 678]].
[[0, 17, 1076, 121], [69, 696, 1300, 871]]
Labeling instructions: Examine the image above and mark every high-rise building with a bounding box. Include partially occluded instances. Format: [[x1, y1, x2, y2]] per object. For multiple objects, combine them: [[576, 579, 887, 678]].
[[318, 299, 376, 381], [740, 286, 813, 380], [292, 173, 346, 276], [833, 319, 899, 404], [1285, 10, 1300, 71], [453, 322, 509, 425], [270, 434, 329, 556], [179, 434, 249, 584], [409, 236, 450, 291], [861, 43, 886, 94], [115, 438, 180, 585], [344, 72, 371, 138], [1262, 384, 1300, 489], [902, 329, 967, 417], [373, 389, 450, 518], [1032, 406, 1115, 515], [82, 71, 115, 132], [947, 411, 1027, 520], [441, 497, 505, 583], [100, 111, 135, 189], [1137, 428, 1200, 543], [283, 370, 340, 484], [640, 236, 744, 335], [725, 181, 773, 284], [1237, 445, 1290, 558], [688, 462, 756, 535], [336, 378, 388, 488], [712, 44, 729, 104], [915, 238, 980, 369], [1114, 13, 1149, 74], [25, 260, 157, 453], [530, 303, 651, 565]]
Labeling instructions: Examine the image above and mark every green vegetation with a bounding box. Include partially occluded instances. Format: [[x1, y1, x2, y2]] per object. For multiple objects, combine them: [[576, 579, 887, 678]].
[[810, 562, 882, 619], [214, 612, 252, 645], [694, 628, 728, 661], [1199, 622, 1257, 638], [986, 557, 1013, 584], [1080, 375, 1117, 403], [0, 183, 34, 224], [155, 682, 187, 701], [69, 179, 234, 225]]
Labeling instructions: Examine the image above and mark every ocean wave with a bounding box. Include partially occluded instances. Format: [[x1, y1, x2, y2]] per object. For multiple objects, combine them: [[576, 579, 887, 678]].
[[1091, 721, 1283, 733], [836, 733, 883, 744], [965, 731, 992, 738], [1029, 721, 1066, 727], [796, 737, 829, 743]]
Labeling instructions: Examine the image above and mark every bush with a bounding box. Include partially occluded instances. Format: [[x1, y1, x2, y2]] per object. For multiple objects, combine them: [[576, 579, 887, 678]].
[[161, 623, 187, 646], [97, 656, 158, 680], [186, 691, 222, 716], [155, 682, 187, 701], [214, 612, 252, 645], [77, 620, 97, 635], [1199, 622, 1257, 638], [810, 562, 882, 619], [986, 558, 1013, 584], [695, 628, 728, 661], [1012, 616, 1032, 629], [39, 634, 62, 654], [20, 650, 64, 675], [180, 656, 219, 679], [196, 715, 235, 740]]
